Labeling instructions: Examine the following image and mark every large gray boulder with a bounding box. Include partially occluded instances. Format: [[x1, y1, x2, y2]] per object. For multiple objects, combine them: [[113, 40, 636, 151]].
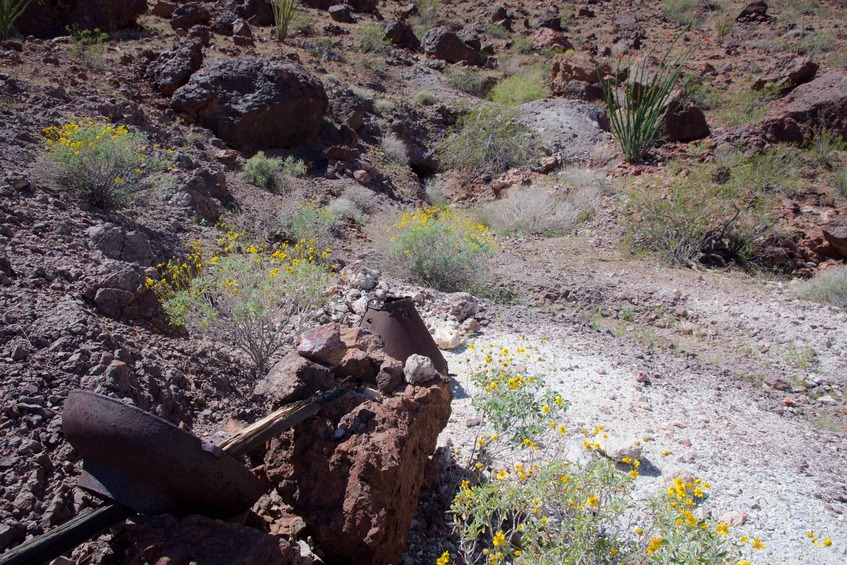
[[171, 57, 328, 151]]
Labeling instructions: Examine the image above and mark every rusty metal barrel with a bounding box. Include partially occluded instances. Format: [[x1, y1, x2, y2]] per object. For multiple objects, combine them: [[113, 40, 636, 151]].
[[359, 296, 449, 374]]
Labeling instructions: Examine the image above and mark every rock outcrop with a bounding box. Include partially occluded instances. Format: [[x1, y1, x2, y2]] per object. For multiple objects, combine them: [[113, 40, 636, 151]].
[[422, 27, 484, 66], [258, 323, 452, 565], [171, 57, 328, 151], [15, 0, 147, 38]]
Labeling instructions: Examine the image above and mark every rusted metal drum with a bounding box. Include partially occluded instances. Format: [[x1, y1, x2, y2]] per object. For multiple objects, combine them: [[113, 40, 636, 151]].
[[359, 296, 449, 374], [63, 390, 266, 518]]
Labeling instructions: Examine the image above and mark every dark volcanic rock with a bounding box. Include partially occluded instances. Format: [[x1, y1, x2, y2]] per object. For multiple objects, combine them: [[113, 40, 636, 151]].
[[171, 57, 328, 151], [124, 514, 297, 565], [148, 39, 204, 96], [384, 19, 420, 50], [15, 0, 147, 38], [664, 101, 711, 142]]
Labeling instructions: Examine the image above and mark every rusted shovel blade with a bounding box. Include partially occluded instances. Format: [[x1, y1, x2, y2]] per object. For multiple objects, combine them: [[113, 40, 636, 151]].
[[63, 390, 266, 518]]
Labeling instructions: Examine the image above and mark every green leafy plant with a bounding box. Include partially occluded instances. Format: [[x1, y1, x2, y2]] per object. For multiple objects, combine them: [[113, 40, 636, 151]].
[[281, 155, 308, 179], [387, 206, 494, 292], [41, 118, 168, 209], [270, 0, 299, 42], [487, 74, 547, 106], [149, 233, 331, 374], [0, 0, 29, 40], [600, 36, 693, 162], [440, 105, 538, 181], [66, 24, 108, 67]]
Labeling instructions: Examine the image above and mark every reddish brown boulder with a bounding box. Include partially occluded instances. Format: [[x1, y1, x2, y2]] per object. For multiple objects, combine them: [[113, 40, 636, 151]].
[[124, 514, 297, 565], [384, 19, 420, 51], [254, 353, 335, 405], [532, 27, 574, 52], [752, 56, 818, 91], [759, 70, 847, 143], [736, 0, 772, 22], [664, 101, 710, 142], [171, 57, 328, 151], [265, 378, 452, 565], [15, 0, 147, 38], [822, 216, 847, 259], [422, 27, 483, 66], [550, 53, 607, 101]]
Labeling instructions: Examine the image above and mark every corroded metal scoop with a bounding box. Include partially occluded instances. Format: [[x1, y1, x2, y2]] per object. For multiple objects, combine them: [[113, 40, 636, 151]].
[[63, 390, 265, 517]]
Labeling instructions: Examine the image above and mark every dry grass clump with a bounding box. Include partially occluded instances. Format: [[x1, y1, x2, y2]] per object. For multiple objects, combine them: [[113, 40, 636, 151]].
[[799, 267, 847, 309], [478, 182, 601, 237]]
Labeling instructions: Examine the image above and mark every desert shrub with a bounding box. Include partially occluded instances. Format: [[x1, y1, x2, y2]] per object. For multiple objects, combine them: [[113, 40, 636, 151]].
[[713, 6, 735, 36], [242, 153, 306, 193], [381, 132, 410, 165], [487, 74, 547, 106], [357, 22, 388, 53], [807, 126, 846, 168], [66, 24, 108, 67], [328, 196, 368, 225], [149, 234, 330, 374], [374, 99, 394, 113], [424, 176, 451, 206], [243, 151, 282, 191], [270, 0, 299, 41], [350, 86, 373, 101], [661, 0, 706, 27], [414, 90, 438, 105], [387, 206, 494, 291], [440, 105, 538, 181], [342, 184, 381, 214], [0, 0, 29, 40], [42, 118, 167, 209], [447, 346, 756, 565], [800, 267, 847, 309], [602, 37, 693, 162], [445, 66, 491, 97], [278, 199, 338, 253], [622, 158, 782, 266], [281, 155, 308, 179], [486, 24, 508, 39], [478, 184, 600, 236], [414, 0, 442, 36]]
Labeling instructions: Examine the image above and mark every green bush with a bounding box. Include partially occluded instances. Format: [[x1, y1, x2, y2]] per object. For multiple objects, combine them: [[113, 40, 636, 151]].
[[150, 235, 330, 374], [834, 165, 847, 197], [270, 0, 299, 41], [414, 90, 438, 105], [42, 118, 166, 209], [716, 87, 779, 128], [487, 74, 547, 106], [800, 267, 847, 309], [440, 105, 538, 181], [622, 157, 783, 266], [445, 66, 492, 97], [601, 36, 693, 162], [243, 151, 282, 191], [0, 0, 29, 40], [387, 206, 494, 291], [243, 153, 307, 193]]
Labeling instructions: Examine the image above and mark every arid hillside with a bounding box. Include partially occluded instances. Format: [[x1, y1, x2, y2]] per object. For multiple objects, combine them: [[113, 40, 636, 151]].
[[1, 0, 846, 564]]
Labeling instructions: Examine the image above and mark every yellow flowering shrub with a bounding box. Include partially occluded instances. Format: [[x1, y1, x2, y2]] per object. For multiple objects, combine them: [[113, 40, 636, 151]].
[[387, 206, 494, 292], [446, 345, 760, 565], [42, 117, 168, 208], [148, 230, 332, 374]]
